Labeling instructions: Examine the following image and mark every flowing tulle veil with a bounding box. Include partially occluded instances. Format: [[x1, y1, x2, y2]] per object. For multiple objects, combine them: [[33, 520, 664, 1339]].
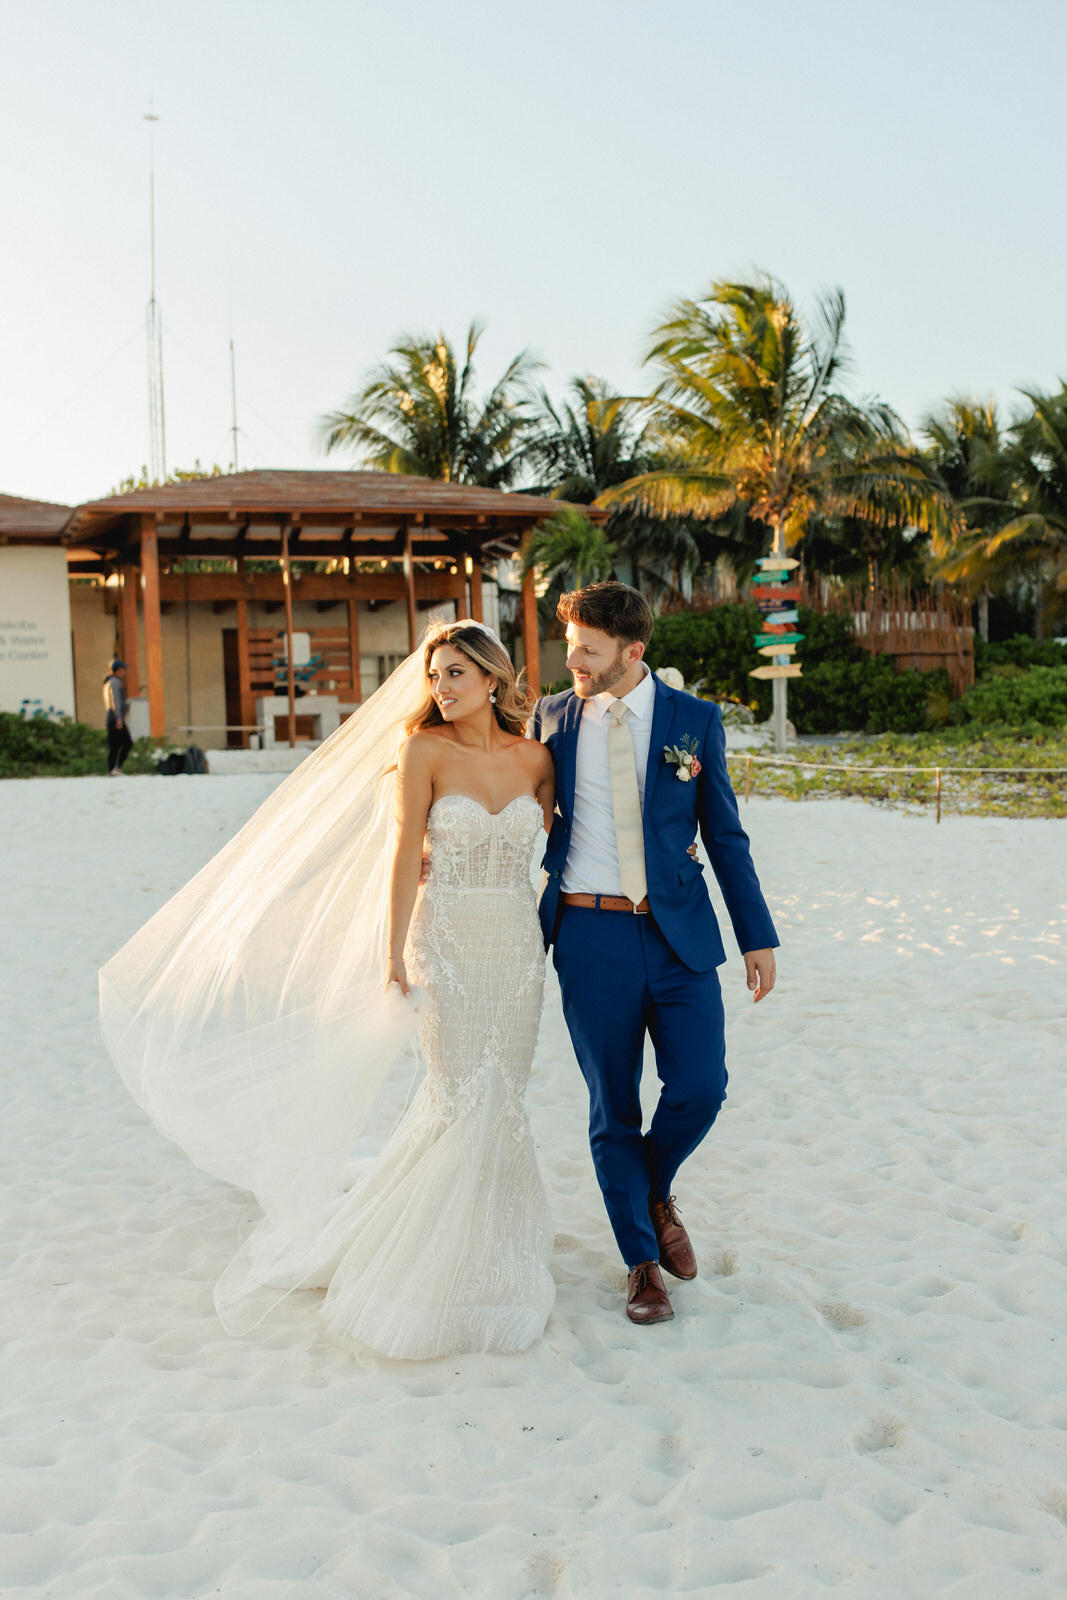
[[99, 618, 499, 1330]]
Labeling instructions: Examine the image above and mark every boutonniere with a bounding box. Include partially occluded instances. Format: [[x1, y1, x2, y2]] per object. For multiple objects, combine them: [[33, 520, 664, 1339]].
[[664, 735, 702, 782]]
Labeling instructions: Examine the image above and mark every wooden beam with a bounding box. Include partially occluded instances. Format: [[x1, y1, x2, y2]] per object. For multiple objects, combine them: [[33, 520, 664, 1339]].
[[280, 522, 297, 748], [236, 597, 253, 749], [403, 524, 417, 651], [347, 598, 362, 704], [468, 558, 483, 622], [156, 571, 465, 603], [520, 530, 540, 696], [118, 564, 140, 698], [140, 517, 165, 737], [134, 537, 463, 559]]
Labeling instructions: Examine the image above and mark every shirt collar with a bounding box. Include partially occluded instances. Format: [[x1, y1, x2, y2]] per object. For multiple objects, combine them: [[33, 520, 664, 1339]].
[[593, 664, 655, 722]]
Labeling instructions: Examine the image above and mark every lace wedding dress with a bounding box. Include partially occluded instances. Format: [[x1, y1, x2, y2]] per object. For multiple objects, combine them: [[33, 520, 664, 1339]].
[[282, 792, 555, 1359], [100, 627, 554, 1362]]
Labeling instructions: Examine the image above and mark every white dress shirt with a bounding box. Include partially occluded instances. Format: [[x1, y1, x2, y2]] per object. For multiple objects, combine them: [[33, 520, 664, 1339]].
[[561, 666, 656, 895]]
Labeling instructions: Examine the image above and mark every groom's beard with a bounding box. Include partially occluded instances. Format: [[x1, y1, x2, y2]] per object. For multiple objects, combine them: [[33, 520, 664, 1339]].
[[571, 648, 630, 698]]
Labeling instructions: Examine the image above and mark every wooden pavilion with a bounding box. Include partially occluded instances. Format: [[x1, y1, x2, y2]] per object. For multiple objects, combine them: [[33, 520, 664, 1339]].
[[62, 470, 604, 742]]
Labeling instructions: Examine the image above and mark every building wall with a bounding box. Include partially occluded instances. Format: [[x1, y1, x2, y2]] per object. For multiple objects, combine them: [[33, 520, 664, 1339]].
[[0, 548, 76, 717], [161, 600, 230, 744], [68, 585, 425, 746], [70, 582, 121, 724]]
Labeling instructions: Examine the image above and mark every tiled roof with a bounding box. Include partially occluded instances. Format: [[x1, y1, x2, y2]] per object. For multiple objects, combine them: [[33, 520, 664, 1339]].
[[67, 470, 601, 538], [0, 492, 74, 537]]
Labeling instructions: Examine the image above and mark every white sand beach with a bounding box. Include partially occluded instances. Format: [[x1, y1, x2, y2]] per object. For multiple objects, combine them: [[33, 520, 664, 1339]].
[[1, 776, 1065, 1599]]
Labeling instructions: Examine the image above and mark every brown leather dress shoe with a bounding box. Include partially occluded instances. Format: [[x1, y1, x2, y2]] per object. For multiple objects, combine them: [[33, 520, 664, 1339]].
[[626, 1260, 674, 1324], [650, 1195, 697, 1280]]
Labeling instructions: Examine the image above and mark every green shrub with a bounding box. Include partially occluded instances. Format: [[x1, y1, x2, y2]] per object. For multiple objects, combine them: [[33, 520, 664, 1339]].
[[0, 712, 168, 777], [0, 711, 106, 776], [785, 659, 867, 733], [974, 635, 1067, 675], [959, 665, 1067, 727], [649, 604, 947, 733], [864, 665, 949, 734], [647, 605, 770, 711], [787, 658, 949, 734]]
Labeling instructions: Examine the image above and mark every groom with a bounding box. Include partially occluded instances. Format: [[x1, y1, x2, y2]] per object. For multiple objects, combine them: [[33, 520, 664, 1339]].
[[529, 583, 778, 1325]]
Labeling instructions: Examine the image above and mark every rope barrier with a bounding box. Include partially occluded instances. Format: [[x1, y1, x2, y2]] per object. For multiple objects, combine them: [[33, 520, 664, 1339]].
[[730, 753, 1067, 775], [730, 751, 1067, 823]]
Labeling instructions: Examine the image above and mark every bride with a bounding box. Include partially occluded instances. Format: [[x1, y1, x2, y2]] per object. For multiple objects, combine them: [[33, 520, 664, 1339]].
[[99, 619, 557, 1359]]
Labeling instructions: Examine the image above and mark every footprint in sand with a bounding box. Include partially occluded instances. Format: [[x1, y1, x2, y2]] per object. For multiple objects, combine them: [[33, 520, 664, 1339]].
[[568, 1316, 629, 1386], [855, 1412, 907, 1453], [1038, 1488, 1067, 1527], [819, 1300, 868, 1330]]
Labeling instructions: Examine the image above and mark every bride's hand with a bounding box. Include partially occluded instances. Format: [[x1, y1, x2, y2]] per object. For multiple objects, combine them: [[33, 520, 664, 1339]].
[[387, 956, 410, 996]]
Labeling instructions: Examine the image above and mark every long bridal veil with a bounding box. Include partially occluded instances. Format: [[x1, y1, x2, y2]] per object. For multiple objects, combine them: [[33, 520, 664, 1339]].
[[99, 622, 480, 1330]]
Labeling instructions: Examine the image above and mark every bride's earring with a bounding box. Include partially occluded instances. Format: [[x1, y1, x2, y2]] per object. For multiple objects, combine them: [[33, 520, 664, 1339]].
[[489, 689, 497, 704]]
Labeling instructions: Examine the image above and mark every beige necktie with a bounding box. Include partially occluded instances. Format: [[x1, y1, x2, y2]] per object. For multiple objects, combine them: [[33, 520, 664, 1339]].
[[607, 699, 647, 904]]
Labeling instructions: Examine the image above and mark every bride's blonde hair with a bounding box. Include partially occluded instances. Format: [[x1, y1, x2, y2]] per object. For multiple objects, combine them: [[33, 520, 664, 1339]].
[[405, 622, 533, 737]]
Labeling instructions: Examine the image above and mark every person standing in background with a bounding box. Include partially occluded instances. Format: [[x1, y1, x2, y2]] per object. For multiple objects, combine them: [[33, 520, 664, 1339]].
[[103, 659, 133, 776]]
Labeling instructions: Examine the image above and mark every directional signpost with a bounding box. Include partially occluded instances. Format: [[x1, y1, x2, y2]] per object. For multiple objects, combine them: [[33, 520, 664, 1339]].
[[750, 663, 803, 680], [749, 555, 802, 753]]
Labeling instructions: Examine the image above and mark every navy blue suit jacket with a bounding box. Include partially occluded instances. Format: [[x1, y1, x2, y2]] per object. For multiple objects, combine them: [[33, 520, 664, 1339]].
[[528, 678, 779, 972]]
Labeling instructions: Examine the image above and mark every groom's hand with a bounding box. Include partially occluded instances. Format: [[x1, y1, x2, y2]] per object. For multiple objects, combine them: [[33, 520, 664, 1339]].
[[744, 948, 776, 1004]]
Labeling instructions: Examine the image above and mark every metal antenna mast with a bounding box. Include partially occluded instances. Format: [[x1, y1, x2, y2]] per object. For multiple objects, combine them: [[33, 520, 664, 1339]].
[[144, 106, 167, 484], [229, 338, 240, 471]]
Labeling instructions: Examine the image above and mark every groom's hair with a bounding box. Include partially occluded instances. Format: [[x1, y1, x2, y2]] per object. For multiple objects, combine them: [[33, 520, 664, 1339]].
[[557, 582, 654, 645]]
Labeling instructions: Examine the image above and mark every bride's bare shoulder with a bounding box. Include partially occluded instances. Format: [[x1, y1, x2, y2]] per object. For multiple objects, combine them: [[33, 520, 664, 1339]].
[[398, 727, 448, 772], [509, 733, 553, 778]]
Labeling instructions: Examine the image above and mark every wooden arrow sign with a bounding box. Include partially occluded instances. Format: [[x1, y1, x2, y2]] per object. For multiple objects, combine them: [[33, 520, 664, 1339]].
[[754, 630, 805, 647], [750, 572, 791, 586], [756, 556, 800, 570], [764, 608, 800, 626], [757, 642, 798, 657], [755, 588, 799, 608], [750, 662, 803, 680]]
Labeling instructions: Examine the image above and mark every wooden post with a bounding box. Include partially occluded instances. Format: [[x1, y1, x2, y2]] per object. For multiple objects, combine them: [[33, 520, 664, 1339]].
[[745, 755, 753, 802], [935, 767, 942, 824], [346, 596, 362, 703], [403, 524, 417, 651], [468, 557, 483, 622], [770, 518, 787, 756], [280, 522, 297, 748], [118, 565, 140, 698], [236, 596, 253, 748], [140, 516, 165, 738], [520, 530, 540, 695]]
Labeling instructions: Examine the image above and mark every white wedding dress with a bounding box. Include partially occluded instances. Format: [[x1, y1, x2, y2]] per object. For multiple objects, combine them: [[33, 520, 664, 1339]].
[[309, 792, 555, 1358], [212, 792, 556, 1360], [99, 626, 554, 1362]]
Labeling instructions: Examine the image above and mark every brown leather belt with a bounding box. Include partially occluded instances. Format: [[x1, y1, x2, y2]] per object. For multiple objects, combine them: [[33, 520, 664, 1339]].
[[561, 891, 650, 914]]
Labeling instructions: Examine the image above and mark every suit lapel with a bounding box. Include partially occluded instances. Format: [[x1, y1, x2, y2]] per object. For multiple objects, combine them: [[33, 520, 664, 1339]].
[[558, 691, 584, 821], [643, 677, 676, 819]]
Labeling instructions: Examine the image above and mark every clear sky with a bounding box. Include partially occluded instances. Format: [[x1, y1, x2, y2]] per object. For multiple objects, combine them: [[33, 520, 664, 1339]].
[[2, 0, 1066, 507]]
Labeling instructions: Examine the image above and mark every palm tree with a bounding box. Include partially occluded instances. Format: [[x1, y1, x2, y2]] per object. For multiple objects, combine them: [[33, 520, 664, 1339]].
[[922, 397, 1015, 640], [933, 385, 1067, 637], [520, 507, 617, 590], [600, 277, 952, 747], [527, 375, 701, 603], [604, 278, 952, 572], [318, 321, 542, 487], [527, 376, 653, 503]]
